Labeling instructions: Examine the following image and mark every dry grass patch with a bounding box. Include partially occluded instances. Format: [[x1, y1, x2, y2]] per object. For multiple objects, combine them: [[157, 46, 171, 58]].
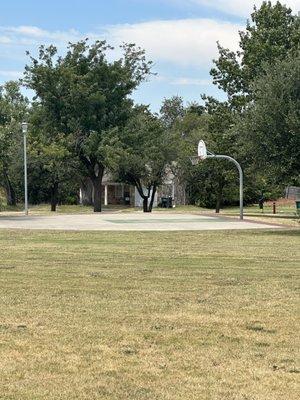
[[0, 229, 299, 399]]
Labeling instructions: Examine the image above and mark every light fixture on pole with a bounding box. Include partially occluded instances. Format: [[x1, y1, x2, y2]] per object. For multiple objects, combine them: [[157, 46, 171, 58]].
[[21, 122, 28, 216]]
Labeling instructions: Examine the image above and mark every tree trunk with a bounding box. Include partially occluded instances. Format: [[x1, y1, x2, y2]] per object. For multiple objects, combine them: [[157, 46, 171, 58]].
[[215, 185, 223, 214], [50, 182, 59, 212], [133, 179, 151, 213], [143, 197, 149, 212], [92, 167, 104, 212], [148, 185, 157, 212], [3, 169, 16, 206], [80, 178, 93, 206]]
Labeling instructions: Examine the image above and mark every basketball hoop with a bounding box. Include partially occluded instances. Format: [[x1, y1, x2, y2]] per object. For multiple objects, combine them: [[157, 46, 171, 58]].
[[189, 141, 207, 165], [190, 139, 244, 220], [198, 140, 207, 160]]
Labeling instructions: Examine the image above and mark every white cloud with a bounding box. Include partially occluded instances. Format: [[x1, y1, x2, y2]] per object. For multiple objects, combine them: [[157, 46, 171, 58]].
[[0, 70, 23, 79], [185, 0, 300, 18], [106, 19, 242, 66], [8, 26, 47, 37], [150, 75, 211, 85], [0, 25, 82, 47], [170, 77, 211, 85], [0, 20, 242, 68], [0, 36, 12, 44]]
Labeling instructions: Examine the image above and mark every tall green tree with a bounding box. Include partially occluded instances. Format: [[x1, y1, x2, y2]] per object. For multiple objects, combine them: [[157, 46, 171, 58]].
[[24, 40, 152, 212], [159, 97, 244, 211], [162, 104, 207, 205], [211, 1, 300, 108], [0, 81, 28, 206], [160, 96, 185, 128], [181, 99, 241, 212], [117, 108, 176, 212], [28, 105, 80, 211], [198, 1, 300, 206], [239, 52, 300, 189]]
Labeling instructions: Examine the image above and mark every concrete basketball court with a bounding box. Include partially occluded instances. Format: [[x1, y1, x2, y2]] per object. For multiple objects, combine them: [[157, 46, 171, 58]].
[[0, 212, 280, 231]]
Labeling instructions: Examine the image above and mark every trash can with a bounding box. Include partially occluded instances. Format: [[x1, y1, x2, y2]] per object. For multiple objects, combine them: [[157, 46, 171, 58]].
[[161, 197, 168, 208], [160, 197, 172, 208]]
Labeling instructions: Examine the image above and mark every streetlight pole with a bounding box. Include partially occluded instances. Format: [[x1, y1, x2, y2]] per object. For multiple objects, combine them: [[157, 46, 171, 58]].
[[21, 122, 28, 216]]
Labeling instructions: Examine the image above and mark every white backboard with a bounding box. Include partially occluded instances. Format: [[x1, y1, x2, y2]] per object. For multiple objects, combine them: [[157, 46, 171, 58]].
[[198, 140, 207, 160]]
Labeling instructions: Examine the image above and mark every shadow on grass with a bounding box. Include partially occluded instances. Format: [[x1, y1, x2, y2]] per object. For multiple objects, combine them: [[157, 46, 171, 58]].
[[255, 229, 300, 237]]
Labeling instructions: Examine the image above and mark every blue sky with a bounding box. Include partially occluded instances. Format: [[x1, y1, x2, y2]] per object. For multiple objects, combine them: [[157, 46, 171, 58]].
[[0, 0, 298, 111]]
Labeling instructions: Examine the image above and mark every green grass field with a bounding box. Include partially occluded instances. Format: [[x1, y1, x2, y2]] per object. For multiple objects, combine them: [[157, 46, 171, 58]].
[[0, 229, 299, 399]]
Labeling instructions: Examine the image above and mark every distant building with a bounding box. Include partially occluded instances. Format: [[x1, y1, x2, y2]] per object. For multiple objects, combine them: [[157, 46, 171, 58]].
[[79, 169, 186, 208], [79, 173, 134, 207], [285, 186, 300, 200]]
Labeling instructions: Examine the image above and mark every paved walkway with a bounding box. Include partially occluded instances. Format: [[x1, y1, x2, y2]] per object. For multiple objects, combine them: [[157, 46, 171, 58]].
[[0, 212, 280, 231]]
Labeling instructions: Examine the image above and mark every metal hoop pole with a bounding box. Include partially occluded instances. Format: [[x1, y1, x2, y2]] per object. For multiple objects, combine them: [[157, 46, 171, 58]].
[[207, 155, 243, 220], [23, 130, 28, 216]]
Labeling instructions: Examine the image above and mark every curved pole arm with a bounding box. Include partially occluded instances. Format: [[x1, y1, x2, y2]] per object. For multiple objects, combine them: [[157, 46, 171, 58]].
[[206, 154, 243, 220]]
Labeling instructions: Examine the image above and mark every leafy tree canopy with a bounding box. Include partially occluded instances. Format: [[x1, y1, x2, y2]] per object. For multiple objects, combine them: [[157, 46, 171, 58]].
[[24, 39, 153, 211], [117, 107, 177, 212], [239, 52, 300, 187], [0, 81, 28, 205], [211, 1, 300, 107]]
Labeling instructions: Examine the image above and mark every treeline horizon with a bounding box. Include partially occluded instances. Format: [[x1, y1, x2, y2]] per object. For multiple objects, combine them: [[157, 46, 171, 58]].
[[0, 1, 299, 213]]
